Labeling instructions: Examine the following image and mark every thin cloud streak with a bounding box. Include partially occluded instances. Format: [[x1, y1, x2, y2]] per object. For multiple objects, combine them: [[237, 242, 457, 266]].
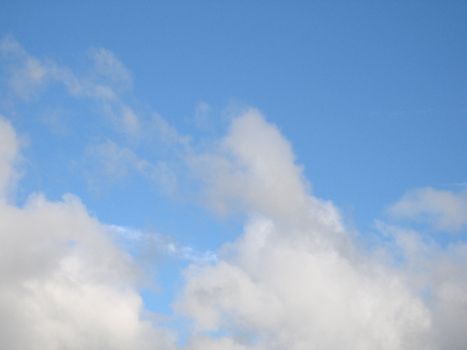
[[107, 224, 217, 264], [388, 187, 467, 232]]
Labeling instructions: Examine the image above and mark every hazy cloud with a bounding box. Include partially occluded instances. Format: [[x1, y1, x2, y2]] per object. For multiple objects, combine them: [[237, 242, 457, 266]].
[[0, 36, 139, 136], [89, 47, 133, 89], [388, 187, 467, 232], [83, 140, 178, 195], [0, 116, 21, 200]]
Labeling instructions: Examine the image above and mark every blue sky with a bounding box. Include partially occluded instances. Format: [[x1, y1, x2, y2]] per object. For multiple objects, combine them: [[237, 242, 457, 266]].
[[0, 1, 466, 349], [2, 0, 466, 226]]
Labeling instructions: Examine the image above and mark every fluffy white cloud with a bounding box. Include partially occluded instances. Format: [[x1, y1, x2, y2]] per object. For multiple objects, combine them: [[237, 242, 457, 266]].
[[388, 187, 467, 232], [377, 222, 467, 350], [0, 117, 175, 350], [189, 110, 339, 227], [177, 110, 467, 350]]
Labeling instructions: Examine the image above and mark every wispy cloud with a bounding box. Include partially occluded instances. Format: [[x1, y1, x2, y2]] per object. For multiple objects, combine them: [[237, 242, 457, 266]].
[[82, 140, 179, 195], [0, 116, 21, 200], [388, 187, 467, 232], [0, 36, 140, 137], [107, 224, 217, 264]]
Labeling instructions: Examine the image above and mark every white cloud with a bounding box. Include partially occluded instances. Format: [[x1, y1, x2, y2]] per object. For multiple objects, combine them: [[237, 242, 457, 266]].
[[388, 187, 467, 232], [187, 336, 255, 350], [189, 109, 332, 223], [2, 38, 467, 349], [178, 219, 431, 350], [376, 222, 467, 349], [176, 110, 467, 349], [0, 117, 176, 349]]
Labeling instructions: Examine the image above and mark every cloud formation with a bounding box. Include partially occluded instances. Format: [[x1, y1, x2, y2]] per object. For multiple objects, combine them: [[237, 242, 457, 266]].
[[177, 110, 467, 350], [1, 39, 466, 350], [388, 187, 467, 232], [0, 116, 175, 350], [0, 36, 139, 136]]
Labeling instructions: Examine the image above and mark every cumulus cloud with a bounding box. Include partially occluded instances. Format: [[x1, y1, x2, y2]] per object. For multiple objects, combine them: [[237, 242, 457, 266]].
[[388, 187, 467, 232], [0, 117, 175, 350], [4, 106, 465, 350], [376, 222, 467, 350], [189, 110, 331, 223], [176, 110, 467, 350]]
